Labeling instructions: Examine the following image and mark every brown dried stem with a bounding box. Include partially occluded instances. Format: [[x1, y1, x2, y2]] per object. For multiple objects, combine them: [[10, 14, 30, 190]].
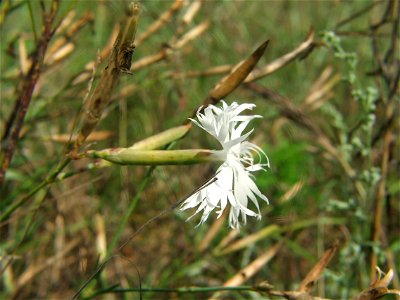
[[71, 3, 140, 156], [369, 0, 399, 283], [0, 0, 61, 187]]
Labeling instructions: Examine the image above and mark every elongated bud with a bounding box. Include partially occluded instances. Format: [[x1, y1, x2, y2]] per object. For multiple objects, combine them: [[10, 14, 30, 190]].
[[87, 149, 216, 165], [130, 123, 192, 150]]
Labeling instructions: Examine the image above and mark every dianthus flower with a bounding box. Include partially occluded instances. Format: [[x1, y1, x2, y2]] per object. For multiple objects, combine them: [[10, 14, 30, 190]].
[[181, 101, 269, 229]]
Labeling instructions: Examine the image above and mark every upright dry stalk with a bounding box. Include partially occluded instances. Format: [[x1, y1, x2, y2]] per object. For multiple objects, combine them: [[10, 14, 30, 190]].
[[369, 0, 399, 284], [71, 3, 140, 156]]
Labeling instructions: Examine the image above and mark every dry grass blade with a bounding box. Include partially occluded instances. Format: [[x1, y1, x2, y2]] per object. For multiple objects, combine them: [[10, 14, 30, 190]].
[[198, 210, 227, 253], [173, 20, 210, 49], [131, 50, 166, 71], [302, 66, 341, 112], [213, 229, 239, 253], [95, 214, 107, 261], [298, 240, 339, 292], [131, 21, 209, 71], [14, 238, 80, 292], [278, 180, 304, 204], [17, 36, 29, 75], [45, 131, 113, 143], [71, 25, 120, 86], [181, 0, 201, 27], [209, 242, 283, 300], [45, 11, 94, 66], [223, 242, 282, 287], [207, 40, 269, 104], [54, 10, 76, 34], [216, 224, 279, 255], [136, 0, 184, 46], [217, 217, 345, 256], [244, 29, 314, 82]]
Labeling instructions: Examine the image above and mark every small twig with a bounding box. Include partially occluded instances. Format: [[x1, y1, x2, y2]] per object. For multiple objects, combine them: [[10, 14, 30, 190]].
[[334, 1, 382, 29], [26, 0, 38, 44], [246, 82, 367, 200]]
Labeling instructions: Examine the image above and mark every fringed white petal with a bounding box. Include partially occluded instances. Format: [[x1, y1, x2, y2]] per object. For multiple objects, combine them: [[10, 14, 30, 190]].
[[181, 100, 270, 229]]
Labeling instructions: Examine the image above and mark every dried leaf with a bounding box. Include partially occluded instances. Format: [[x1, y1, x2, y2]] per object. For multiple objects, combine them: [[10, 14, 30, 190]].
[[298, 240, 339, 292]]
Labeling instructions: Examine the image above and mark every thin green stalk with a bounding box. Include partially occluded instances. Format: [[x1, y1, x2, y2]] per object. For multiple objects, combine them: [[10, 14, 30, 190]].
[[26, 0, 37, 44], [87, 285, 254, 298], [106, 165, 155, 256], [0, 157, 70, 222]]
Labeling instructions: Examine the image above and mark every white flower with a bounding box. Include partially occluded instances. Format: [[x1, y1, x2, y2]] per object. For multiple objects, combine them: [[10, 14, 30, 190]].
[[181, 100, 270, 229]]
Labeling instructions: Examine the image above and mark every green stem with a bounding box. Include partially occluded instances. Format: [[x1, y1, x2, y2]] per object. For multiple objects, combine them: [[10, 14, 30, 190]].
[[26, 0, 37, 44], [87, 285, 254, 298], [0, 157, 71, 222], [106, 166, 155, 256]]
